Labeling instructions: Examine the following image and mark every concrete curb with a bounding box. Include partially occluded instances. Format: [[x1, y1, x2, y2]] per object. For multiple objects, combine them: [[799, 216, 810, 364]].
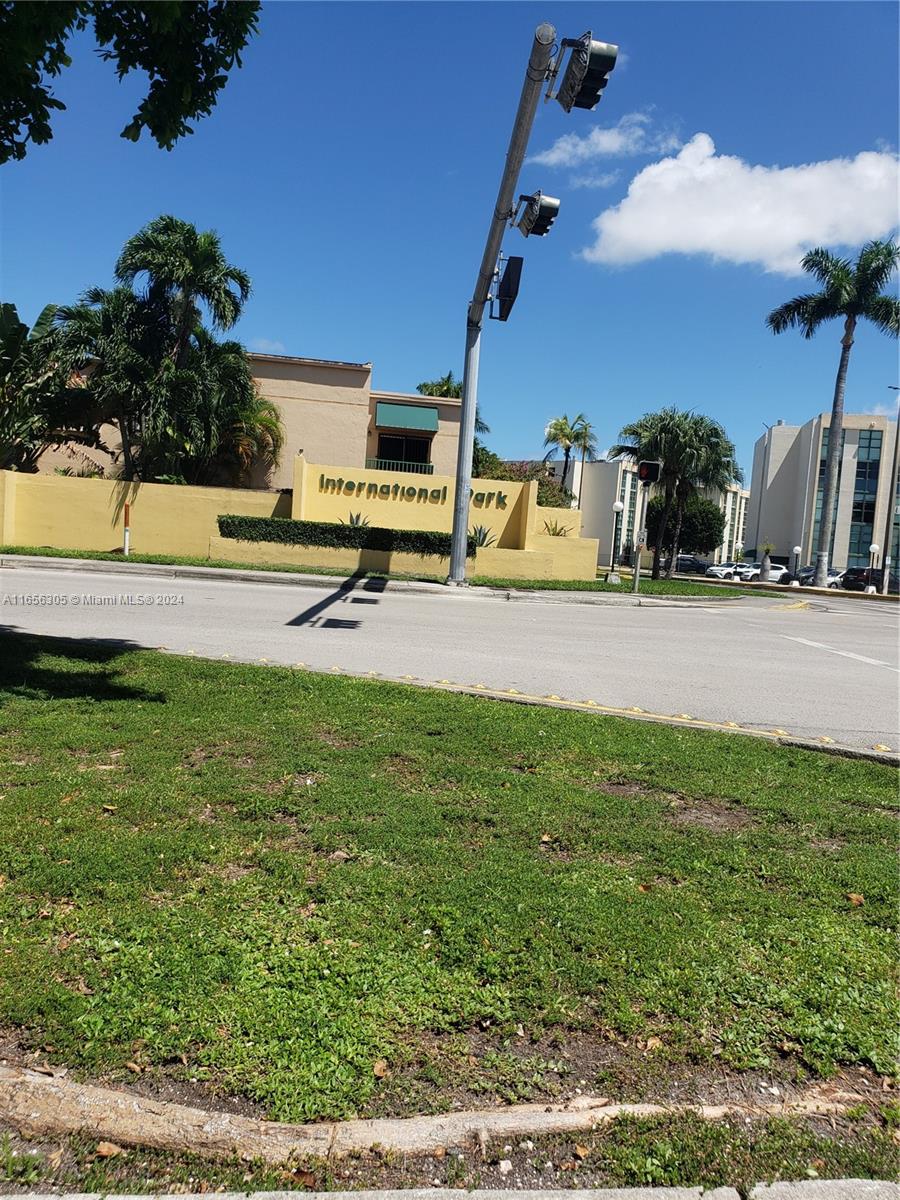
[[750, 1184, 899, 1199], [0, 554, 758, 608], [15, 1186, 898, 1199]]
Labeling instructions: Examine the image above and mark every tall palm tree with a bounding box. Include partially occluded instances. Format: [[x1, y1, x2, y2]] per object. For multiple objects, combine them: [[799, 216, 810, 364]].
[[767, 240, 899, 587], [115, 214, 251, 367], [544, 412, 590, 484], [664, 415, 743, 577], [571, 417, 599, 506], [416, 370, 488, 433], [609, 407, 694, 578]]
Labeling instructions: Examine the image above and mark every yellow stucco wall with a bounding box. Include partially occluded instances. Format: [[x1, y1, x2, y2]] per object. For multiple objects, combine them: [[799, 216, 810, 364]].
[[1, 462, 600, 581], [0, 472, 288, 556]]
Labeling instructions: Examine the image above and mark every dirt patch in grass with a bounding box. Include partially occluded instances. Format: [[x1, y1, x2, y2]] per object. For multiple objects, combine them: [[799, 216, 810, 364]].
[[314, 725, 360, 750], [667, 796, 755, 832], [258, 772, 325, 795], [209, 862, 255, 882], [366, 1026, 888, 1122], [380, 753, 425, 789]]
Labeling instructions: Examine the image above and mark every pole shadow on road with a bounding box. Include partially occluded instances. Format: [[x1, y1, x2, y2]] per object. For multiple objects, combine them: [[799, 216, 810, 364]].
[[286, 573, 387, 630]]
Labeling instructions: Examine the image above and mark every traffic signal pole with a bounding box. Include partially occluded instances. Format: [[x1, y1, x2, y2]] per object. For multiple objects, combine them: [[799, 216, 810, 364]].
[[447, 22, 557, 585], [631, 484, 649, 594]]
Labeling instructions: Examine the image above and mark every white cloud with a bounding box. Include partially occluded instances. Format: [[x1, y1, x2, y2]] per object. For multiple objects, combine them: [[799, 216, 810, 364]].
[[529, 112, 680, 168], [570, 170, 621, 190], [581, 134, 900, 275], [249, 337, 286, 353], [863, 402, 898, 418]]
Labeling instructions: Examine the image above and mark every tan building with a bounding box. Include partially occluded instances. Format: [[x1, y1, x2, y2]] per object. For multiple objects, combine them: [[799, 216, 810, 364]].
[[40, 352, 461, 489], [745, 412, 899, 570], [247, 354, 460, 489]]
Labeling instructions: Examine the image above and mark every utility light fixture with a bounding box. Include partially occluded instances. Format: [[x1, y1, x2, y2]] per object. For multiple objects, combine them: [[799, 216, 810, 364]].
[[514, 191, 560, 238]]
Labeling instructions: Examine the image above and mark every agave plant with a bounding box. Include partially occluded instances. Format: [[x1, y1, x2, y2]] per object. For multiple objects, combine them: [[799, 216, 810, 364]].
[[543, 519, 571, 537], [469, 524, 496, 547], [342, 512, 370, 527]]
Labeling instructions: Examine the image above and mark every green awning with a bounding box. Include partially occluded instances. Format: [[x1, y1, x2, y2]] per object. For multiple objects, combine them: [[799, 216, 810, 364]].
[[375, 402, 438, 432]]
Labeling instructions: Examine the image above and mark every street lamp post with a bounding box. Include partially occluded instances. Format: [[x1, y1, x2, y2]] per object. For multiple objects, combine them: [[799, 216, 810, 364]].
[[611, 499, 624, 568], [867, 542, 880, 593], [792, 543, 802, 584], [446, 24, 618, 584]]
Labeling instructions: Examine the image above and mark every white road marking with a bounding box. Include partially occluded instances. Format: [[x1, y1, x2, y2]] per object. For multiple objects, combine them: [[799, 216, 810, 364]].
[[782, 635, 899, 672]]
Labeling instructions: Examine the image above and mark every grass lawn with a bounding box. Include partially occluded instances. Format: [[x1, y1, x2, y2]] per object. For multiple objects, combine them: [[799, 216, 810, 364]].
[[0, 543, 746, 597], [0, 634, 896, 1135]]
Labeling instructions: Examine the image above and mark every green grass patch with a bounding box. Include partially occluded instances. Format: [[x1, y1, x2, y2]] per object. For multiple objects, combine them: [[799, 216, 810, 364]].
[[474, 574, 746, 597], [0, 633, 896, 1124], [0, 544, 745, 596]]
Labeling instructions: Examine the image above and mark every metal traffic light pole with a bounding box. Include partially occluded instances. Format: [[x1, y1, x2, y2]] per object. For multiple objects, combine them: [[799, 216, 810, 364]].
[[447, 22, 557, 585], [631, 484, 650, 594]]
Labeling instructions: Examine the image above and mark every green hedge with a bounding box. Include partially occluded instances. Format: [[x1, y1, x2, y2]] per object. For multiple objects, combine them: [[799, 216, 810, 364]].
[[217, 515, 475, 558]]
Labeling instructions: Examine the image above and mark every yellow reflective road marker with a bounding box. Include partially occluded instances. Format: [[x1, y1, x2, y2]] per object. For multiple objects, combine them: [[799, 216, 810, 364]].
[[873, 743, 894, 752], [817, 735, 835, 743]]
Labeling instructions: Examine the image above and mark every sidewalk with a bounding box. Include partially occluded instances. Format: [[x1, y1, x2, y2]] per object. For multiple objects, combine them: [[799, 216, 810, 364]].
[[0, 553, 752, 608]]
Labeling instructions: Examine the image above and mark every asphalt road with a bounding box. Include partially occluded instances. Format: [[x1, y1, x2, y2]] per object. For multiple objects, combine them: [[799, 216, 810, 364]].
[[1, 564, 898, 751]]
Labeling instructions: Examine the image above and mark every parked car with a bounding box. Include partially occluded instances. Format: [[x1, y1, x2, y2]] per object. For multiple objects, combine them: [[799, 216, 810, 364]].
[[706, 561, 739, 580], [670, 554, 711, 575], [841, 567, 900, 593], [797, 565, 845, 589], [734, 561, 792, 583]]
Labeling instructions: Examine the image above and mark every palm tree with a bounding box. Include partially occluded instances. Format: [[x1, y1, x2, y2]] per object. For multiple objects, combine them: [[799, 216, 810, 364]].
[[53, 286, 166, 479], [571, 418, 599, 506], [609, 407, 694, 578], [0, 302, 66, 470], [115, 214, 251, 367], [664, 415, 743, 577], [544, 412, 589, 485], [416, 370, 488, 433], [767, 240, 899, 587], [141, 331, 283, 485]]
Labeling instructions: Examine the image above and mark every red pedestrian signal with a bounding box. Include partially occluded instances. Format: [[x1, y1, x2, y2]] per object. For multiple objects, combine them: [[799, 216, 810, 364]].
[[637, 460, 662, 484]]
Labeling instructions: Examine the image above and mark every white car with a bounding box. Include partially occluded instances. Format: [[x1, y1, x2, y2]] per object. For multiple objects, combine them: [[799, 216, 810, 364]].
[[735, 561, 791, 583], [706, 561, 739, 580]]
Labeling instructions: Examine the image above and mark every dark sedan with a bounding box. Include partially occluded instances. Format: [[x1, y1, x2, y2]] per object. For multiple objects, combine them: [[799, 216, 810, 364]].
[[841, 567, 900, 593]]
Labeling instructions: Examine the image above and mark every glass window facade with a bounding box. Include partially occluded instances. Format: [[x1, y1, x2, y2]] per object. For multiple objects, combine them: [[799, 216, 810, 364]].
[[846, 430, 882, 567]]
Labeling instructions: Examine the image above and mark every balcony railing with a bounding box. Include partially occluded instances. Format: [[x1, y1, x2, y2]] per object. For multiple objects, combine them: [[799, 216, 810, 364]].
[[365, 458, 434, 475]]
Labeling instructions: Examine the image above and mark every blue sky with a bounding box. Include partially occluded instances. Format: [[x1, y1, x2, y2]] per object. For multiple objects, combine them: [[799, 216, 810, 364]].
[[2, 1, 898, 474]]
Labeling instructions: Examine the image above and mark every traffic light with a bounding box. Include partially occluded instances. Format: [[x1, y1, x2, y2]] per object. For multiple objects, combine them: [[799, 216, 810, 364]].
[[556, 32, 618, 113], [516, 191, 560, 238], [637, 460, 662, 484], [495, 256, 523, 322]]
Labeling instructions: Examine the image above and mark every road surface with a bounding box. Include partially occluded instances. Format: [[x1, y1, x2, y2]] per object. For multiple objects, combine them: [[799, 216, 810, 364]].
[[1, 564, 897, 751]]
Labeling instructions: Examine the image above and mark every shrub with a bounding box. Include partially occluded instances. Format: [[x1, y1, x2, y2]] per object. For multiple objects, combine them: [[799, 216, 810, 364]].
[[218, 515, 476, 558], [479, 459, 574, 508]]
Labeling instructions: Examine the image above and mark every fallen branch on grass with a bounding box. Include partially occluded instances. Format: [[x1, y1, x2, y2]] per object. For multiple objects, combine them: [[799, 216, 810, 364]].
[[0, 1065, 858, 1166]]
